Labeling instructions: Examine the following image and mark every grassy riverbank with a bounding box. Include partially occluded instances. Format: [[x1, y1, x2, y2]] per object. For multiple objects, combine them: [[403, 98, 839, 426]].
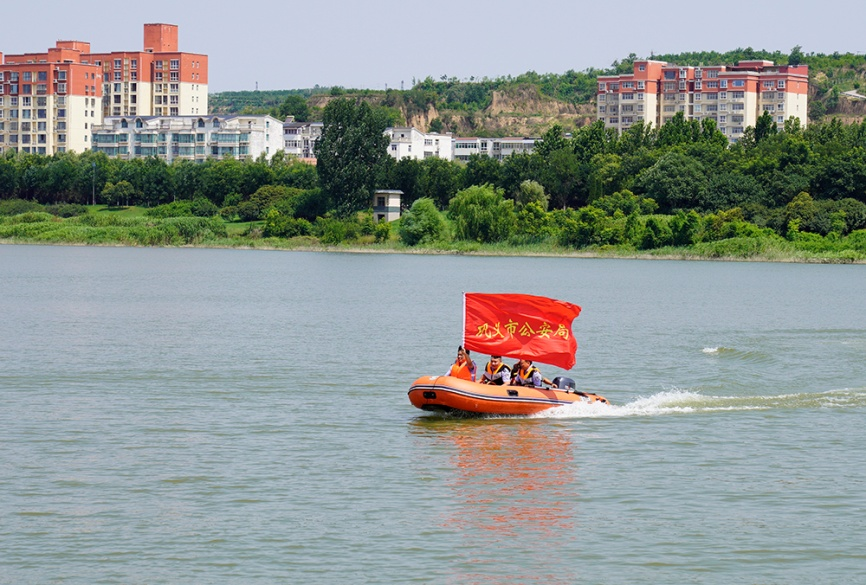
[[2, 204, 865, 264]]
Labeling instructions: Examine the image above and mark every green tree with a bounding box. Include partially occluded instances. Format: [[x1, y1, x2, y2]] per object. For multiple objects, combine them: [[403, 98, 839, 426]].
[[788, 45, 804, 66], [754, 111, 778, 144], [635, 151, 707, 212], [534, 124, 569, 158], [399, 197, 448, 245], [447, 184, 515, 243], [515, 180, 548, 211], [102, 180, 136, 208], [275, 95, 310, 121], [316, 98, 391, 216]]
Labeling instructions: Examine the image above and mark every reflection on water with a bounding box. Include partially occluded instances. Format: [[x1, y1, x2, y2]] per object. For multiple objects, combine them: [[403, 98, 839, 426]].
[[410, 418, 581, 584]]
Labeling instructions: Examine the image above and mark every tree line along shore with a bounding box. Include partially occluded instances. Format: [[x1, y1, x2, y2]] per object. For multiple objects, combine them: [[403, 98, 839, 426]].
[[2, 97, 866, 264]]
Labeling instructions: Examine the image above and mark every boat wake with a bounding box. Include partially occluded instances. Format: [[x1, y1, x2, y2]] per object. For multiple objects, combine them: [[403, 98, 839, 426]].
[[534, 387, 866, 419], [701, 346, 772, 363]]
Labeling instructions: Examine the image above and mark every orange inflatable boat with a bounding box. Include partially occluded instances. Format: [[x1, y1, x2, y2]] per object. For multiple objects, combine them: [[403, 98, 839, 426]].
[[408, 375, 609, 416]]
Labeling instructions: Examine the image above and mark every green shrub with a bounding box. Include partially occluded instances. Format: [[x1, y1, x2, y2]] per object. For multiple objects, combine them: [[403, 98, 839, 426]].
[[374, 220, 391, 243], [399, 198, 448, 246], [45, 203, 88, 218], [190, 197, 219, 217], [145, 201, 194, 218], [0, 199, 43, 216]]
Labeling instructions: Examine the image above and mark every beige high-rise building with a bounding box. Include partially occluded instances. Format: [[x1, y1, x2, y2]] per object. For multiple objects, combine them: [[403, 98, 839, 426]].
[[597, 59, 809, 141]]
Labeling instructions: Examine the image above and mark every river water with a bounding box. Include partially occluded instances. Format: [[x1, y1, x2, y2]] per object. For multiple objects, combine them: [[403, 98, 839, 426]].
[[1, 245, 865, 584]]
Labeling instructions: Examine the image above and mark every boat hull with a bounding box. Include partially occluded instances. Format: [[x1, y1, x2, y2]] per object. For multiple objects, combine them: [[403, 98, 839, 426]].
[[408, 375, 608, 416]]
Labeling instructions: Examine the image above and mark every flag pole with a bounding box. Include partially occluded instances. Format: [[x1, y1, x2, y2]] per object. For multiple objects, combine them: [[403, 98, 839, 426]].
[[462, 292, 466, 348]]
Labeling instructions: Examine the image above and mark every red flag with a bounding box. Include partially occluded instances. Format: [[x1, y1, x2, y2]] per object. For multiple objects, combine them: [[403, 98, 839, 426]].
[[463, 293, 581, 370]]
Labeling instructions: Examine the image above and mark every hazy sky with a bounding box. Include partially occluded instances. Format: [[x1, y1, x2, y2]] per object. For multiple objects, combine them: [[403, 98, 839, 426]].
[[4, 0, 864, 93]]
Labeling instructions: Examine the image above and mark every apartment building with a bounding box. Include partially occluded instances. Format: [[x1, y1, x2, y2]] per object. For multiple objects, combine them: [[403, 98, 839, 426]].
[[89, 24, 207, 119], [91, 115, 283, 163], [386, 127, 454, 161], [0, 23, 207, 156], [0, 43, 102, 154], [453, 136, 537, 161], [597, 59, 809, 140], [283, 116, 323, 160]]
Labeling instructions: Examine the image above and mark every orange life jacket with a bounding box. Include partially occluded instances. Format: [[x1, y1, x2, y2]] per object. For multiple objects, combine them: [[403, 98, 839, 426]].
[[449, 359, 476, 381], [515, 365, 540, 386], [484, 361, 511, 385]]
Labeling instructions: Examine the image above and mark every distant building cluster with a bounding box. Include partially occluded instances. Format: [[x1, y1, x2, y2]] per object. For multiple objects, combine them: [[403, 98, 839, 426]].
[[1, 25, 811, 161], [0, 23, 207, 156], [597, 59, 809, 140]]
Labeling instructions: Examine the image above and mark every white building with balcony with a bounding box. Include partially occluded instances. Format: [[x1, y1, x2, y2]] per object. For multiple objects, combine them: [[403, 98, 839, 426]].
[[91, 114, 283, 162], [386, 127, 453, 161], [283, 116, 322, 160]]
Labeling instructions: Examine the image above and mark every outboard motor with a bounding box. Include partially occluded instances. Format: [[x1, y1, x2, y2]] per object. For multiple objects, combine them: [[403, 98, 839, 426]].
[[551, 376, 576, 391]]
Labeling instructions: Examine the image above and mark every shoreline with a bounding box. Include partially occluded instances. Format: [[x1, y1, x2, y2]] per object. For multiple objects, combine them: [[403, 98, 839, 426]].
[[3, 239, 864, 264]]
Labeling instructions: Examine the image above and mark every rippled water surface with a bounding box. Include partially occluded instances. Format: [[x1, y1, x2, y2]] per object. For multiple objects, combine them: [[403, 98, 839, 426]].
[[2, 245, 865, 584]]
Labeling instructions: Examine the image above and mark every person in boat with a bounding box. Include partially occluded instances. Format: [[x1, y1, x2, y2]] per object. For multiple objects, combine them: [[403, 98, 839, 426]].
[[479, 356, 511, 385], [510, 358, 554, 388], [446, 345, 477, 381]]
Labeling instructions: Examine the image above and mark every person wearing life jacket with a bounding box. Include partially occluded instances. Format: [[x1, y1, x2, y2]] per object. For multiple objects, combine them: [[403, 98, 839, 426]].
[[511, 358, 554, 388], [480, 356, 511, 385], [446, 346, 477, 381]]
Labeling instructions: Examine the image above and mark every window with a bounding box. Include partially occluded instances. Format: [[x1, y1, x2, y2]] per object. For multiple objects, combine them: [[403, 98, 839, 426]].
[[57, 83, 67, 94], [777, 92, 785, 100], [732, 91, 744, 99], [23, 72, 32, 81], [114, 59, 122, 69], [778, 80, 785, 89], [113, 71, 121, 81], [37, 71, 47, 81], [732, 103, 744, 111], [763, 81, 775, 88], [637, 81, 644, 90], [706, 81, 719, 88], [732, 80, 745, 87], [170, 60, 179, 70], [720, 80, 727, 88]]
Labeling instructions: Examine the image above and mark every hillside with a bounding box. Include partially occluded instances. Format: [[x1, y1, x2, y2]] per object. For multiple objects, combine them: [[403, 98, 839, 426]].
[[208, 49, 866, 136]]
